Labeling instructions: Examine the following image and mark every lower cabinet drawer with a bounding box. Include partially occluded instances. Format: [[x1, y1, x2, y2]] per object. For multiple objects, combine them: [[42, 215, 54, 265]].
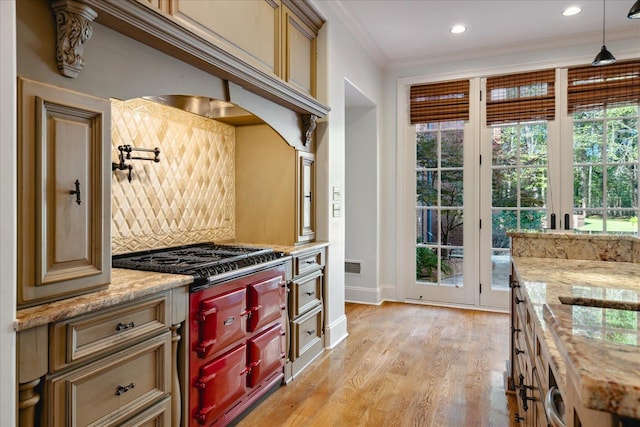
[[47, 332, 171, 427], [291, 304, 323, 361], [118, 396, 171, 427], [290, 270, 323, 318], [50, 292, 171, 371]]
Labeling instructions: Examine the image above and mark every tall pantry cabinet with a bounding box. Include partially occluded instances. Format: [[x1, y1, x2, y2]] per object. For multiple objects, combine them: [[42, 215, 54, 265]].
[[17, 77, 111, 308]]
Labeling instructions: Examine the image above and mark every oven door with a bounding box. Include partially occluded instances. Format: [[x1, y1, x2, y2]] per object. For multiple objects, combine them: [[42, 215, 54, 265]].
[[192, 344, 247, 425], [247, 275, 286, 332], [247, 324, 286, 388]]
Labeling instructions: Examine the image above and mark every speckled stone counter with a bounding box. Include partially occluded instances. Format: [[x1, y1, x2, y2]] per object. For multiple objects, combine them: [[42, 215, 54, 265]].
[[15, 268, 193, 332], [512, 255, 640, 419], [236, 241, 329, 256]]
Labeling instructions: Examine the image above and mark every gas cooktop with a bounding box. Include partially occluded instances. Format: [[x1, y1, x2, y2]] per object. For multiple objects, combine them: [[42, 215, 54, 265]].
[[112, 243, 287, 288]]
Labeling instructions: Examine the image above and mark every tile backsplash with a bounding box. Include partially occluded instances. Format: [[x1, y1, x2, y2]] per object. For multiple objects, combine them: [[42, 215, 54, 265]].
[[111, 98, 235, 254]]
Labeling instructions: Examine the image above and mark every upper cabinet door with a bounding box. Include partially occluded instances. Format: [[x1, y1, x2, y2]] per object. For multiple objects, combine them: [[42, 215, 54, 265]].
[[169, 0, 282, 76], [282, 5, 317, 97], [18, 78, 111, 308]]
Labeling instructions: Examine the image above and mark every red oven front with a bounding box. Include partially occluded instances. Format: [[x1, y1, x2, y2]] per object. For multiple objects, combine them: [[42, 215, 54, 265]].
[[189, 265, 287, 426]]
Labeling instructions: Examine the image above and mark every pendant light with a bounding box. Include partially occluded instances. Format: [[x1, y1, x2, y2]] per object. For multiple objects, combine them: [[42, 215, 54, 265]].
[[592, 0, 616, 66], [629, 0, 640, 19]]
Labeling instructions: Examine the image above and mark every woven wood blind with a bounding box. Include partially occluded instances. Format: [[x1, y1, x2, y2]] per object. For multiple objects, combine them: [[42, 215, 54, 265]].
[[568, 60, 640, 113], [409, 80, 469, 124], [486, 69, 555, 125]]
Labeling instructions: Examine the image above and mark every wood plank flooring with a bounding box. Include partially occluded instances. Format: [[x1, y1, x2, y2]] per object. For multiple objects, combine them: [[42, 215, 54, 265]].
[[235, 302, 513, 427]]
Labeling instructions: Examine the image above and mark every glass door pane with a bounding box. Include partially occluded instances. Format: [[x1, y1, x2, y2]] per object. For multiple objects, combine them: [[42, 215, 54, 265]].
[[572, 105, 639, 233], [481, 122, 549, 309], [411, 121, 474, 305]]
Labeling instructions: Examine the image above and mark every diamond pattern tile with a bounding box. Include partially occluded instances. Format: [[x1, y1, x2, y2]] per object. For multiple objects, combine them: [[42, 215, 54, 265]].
[[111, 98, 235, 254]]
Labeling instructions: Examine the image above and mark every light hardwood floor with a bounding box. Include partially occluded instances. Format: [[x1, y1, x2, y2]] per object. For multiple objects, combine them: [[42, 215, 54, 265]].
[[235, 302, 514, 427]]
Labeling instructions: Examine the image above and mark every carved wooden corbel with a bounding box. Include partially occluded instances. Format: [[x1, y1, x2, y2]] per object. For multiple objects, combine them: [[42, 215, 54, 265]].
[[50, 0, 97, 78], [302, 114, 317, 147]]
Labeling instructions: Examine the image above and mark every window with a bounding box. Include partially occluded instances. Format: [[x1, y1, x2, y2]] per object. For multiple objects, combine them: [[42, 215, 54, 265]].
[[568, 61, 640, 233]]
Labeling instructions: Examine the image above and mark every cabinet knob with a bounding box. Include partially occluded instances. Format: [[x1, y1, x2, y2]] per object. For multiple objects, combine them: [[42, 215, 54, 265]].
[[514, 413, 524, 423], [306, 329, 316, 335], [306, 291, 315, 296], [515, 348, 525, 355], [515, 297, 524, 304]]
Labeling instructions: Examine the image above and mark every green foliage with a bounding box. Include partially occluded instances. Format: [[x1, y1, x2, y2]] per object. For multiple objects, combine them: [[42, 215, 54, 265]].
[[416, 247, 451, 281]]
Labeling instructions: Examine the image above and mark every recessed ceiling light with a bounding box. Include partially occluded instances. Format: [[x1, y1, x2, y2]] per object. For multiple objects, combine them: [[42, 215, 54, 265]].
[[450, 25, 466, 34], [563, 6, 582, 16]]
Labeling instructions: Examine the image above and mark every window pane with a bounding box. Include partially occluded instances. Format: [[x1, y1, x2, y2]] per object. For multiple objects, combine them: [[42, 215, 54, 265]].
[[573, 166, 604, 208], [606, 210, 638, 234], [574, 121, 604, 164], [441, 209, 463, 246], [416, 246, 439, 282], [606, 118, 638, 163], [606, 165, 637, 208], [520, 123, 547, 165], [417, 132, 437, 168], [416, 209, 439, 244], [491, 209, 514, 249], [440, 170, 463, 207], [417, 171, 438, 206], [520, 167, 547, 207], [492, 127, 517, 166], [441, 130, 464, 167], [520, 210, 546, 231], [493, 168, 517, 207]]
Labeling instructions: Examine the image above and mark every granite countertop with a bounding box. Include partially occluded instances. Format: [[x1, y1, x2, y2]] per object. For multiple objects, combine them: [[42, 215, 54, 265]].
[[235, 241, 329, 256], [512, 257, 640, 419], [15, 268, 193, 332]]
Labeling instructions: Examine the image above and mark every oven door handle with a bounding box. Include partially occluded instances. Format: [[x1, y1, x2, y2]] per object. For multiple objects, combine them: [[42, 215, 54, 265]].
[[197, 305, 218, 322]]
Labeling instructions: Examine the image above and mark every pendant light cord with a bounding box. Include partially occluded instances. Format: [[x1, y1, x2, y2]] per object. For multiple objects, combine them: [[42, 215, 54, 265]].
[[602, 0, 606, 45]]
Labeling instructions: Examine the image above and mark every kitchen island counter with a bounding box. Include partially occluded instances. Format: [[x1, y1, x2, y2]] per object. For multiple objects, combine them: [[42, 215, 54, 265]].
[[512, 256, 640, 419]]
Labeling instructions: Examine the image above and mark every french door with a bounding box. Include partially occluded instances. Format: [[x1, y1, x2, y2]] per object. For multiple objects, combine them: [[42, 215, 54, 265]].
[[405, 120, 476, 306]]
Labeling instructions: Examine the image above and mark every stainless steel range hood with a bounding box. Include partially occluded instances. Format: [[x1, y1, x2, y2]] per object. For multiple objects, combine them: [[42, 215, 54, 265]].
[[143, 95, 265, 126]]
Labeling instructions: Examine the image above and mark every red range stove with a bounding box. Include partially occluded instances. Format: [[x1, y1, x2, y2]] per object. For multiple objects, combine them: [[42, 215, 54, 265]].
[[113, 243, 291, 426]]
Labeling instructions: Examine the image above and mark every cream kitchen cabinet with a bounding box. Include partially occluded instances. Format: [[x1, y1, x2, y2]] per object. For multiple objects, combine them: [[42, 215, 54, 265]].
[[17, 77, 111, 308], [17, 286, 188, 427], [236, 124, 316, 246], [286, 246, 325, 380], [141, 0, 321, 98]]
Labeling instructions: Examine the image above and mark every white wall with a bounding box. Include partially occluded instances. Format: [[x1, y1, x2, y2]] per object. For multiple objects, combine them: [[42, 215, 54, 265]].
[[0, 0, 17, 424], [345, 99, 379, 304], [311, 1, 385, 345]]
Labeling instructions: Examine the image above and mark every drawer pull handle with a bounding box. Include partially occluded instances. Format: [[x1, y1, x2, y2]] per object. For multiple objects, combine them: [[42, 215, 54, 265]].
[[115, 382, 135, 395], [515, 297, 524, 304], [115, 322, 135, 331], [305, 260, 315, 265], [69, 179, 82, 205], [511, 326, 522, 333], [515, 347, 525, 355], [510, 281, 521, 289], [306, 329, 316, 335], [514, 413, 524, 423], [306, 291, 315, 296]]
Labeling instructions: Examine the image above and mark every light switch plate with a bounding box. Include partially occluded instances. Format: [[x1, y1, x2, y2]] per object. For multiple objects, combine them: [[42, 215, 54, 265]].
[[332, 186, 341, 202]]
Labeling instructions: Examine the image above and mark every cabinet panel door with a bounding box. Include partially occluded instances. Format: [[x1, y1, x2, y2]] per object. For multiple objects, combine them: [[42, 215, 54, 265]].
[[297, 151, 315, 243], [18, 78, 110, 307], [171, 0, 280, 75], [283, 6, 316, 96]]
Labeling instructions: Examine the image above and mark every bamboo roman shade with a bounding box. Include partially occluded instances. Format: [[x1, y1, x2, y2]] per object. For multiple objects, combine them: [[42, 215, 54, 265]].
[[567, 60, 640, 113], [409, 80, 469, 124], [486, 69, 555, 125]]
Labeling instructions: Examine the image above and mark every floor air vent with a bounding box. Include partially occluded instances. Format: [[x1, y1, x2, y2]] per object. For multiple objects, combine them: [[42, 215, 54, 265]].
[[345, 260, 362, 275]]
